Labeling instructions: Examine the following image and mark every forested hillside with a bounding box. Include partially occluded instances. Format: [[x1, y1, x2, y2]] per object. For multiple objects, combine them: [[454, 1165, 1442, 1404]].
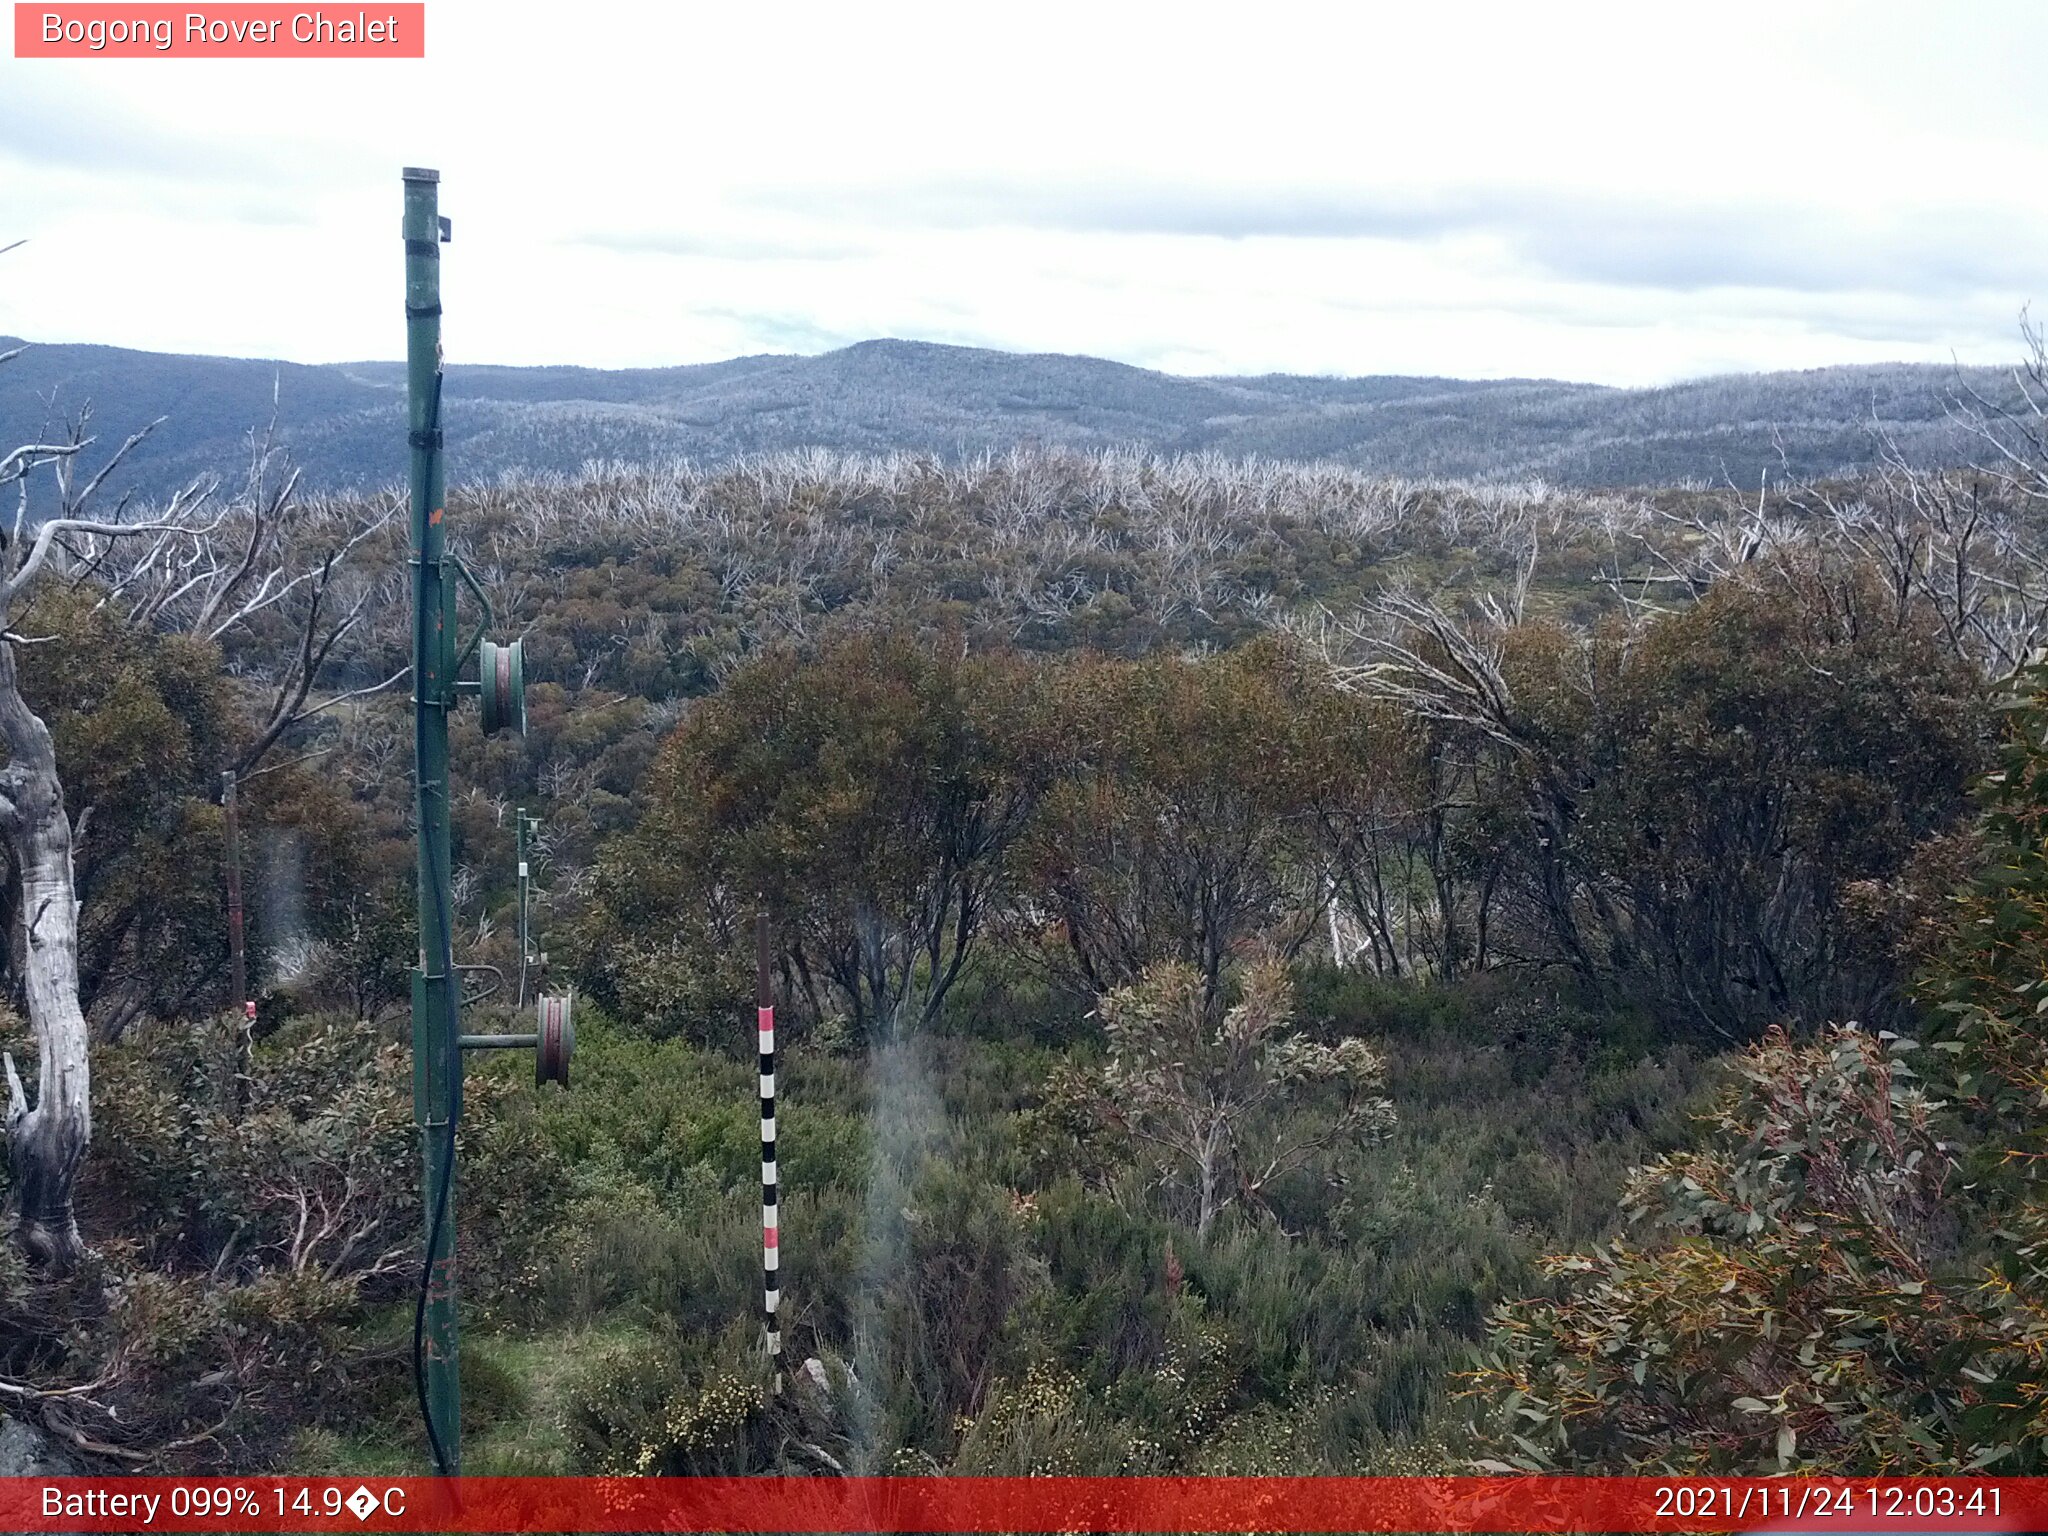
[[0, 333, 2021, 508], [4, 348, 2048, 1477]]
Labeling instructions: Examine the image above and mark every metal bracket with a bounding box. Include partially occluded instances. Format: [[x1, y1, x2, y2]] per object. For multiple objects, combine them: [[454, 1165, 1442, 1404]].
[[446, 553, 493, 676], [453, 961, 503, 1005]]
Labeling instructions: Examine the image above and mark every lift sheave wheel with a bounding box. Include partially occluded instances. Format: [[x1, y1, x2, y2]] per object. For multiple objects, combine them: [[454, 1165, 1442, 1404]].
[[479, 637, 526, 737], [536, 993, 573, 1087]]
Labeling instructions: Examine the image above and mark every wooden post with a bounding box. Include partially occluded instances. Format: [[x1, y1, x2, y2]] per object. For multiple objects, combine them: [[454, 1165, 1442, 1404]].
[[757, 909, 781, 1391], [222, 770, 253, 1108], [222, 770, 247, 1013]]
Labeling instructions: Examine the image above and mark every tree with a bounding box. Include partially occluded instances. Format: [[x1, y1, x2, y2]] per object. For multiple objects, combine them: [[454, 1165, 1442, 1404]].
[[581, 628, 1058, 1042], [1306, 580, 1602, 984], [0, 346, 407, 1261], [14, 584, 239, 1033], [20, 420, 395, 999], [1026, 639, 1342, 1008], [1322, 558, 1985, 1038], [1062, 957, 1392, 1237], [1471, 654, 2048, 1474], [1470, 1025, 1989, 1472], [1310, 699, 1514, 980], [1573, 561, 1981, 1034], [0, 384, 220, 1268], [84, 429, 405, 783]]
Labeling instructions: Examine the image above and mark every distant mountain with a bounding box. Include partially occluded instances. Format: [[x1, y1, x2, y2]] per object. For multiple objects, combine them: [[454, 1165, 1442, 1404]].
[[0, 335, 2011, 506]]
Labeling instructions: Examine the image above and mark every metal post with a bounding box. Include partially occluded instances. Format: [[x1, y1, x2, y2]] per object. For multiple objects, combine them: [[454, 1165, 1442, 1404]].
[[222, 770, 246, 1014], [757, 910, 781, 1391], [404, 165, 461, 1475], [515, 808, 531, 1008]]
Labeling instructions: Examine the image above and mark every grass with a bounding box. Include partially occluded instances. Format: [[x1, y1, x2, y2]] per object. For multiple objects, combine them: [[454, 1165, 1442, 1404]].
[[291, 968, 1718, 1475], [62, 959, 1685, 1476], [292, 1321, 661, 1476]]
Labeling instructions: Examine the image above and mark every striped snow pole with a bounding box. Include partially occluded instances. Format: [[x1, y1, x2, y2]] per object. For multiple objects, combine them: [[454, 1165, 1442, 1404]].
[[756, 910, 782, 1389]]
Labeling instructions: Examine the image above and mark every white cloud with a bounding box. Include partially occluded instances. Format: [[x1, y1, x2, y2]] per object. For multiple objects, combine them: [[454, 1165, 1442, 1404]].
[[2, 0, 2042, 384]]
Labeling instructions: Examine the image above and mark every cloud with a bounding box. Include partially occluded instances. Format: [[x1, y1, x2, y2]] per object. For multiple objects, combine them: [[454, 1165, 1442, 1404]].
[[562, 226, 874, 263], [0, 76, 366, 233], [0, 75, 352, 188], [740, 177, 1490, 241], [739, 177, 2044, 301], [690, 307, 867, 355], [1512, 201, 2042, 300], [5, 1, 2042, 388]]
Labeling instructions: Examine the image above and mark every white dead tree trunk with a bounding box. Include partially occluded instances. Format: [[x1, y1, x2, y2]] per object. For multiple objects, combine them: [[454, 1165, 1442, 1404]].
[[0, 394, 218, 1268], [0, 623, 90, 1269]]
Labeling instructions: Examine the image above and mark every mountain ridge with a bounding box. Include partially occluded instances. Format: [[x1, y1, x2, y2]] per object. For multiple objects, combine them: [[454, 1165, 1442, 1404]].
[[0, 333, 2007, 504]]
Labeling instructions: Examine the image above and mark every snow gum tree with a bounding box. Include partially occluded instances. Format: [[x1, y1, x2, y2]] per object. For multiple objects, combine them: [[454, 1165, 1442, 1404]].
[[0, 398, 213, 1268], [1079, 957, 1394, 1236]]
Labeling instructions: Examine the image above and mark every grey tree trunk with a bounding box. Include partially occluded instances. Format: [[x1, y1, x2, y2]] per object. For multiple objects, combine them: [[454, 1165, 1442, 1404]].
[[0, 639, 90, 1272], [0, 409, 251, 1271], [1195, 1120, 1224, 1238]]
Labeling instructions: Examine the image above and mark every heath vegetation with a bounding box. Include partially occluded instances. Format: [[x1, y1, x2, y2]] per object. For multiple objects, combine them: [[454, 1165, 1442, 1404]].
[[5, 328, 2048, 1472]]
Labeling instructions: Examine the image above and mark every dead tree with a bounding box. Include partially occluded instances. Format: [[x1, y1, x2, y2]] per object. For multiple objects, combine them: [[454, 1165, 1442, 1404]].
[[1951, 308, 2048, 517], [1623, 319, 2048, 678], [64, 423, 405, 1042], [0, 395, 218, 1269], [1311, 583, 1618, 989], [82, 420, 407, 782]]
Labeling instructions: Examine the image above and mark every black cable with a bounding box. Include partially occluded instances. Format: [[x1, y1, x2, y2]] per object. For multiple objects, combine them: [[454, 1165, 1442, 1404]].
[[413, 1094, 457, 1473], [410, 367, 460, 1478]]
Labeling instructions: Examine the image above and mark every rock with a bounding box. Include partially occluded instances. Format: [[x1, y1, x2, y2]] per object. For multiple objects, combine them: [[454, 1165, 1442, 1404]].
[[0, 1413, 81, 1476]]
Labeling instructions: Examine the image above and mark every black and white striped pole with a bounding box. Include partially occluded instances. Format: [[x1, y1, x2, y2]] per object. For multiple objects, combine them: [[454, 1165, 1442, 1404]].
[[756, 910, 782, 1392]]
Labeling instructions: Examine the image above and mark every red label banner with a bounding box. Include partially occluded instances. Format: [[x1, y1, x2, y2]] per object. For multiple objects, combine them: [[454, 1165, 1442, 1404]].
[[13, 4, 424, 57], [0, 1476, 2040, 1533]]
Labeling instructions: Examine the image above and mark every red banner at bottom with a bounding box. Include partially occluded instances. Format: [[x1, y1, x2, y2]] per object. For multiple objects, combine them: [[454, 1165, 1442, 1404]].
[[4, 1476, 2041, 1533]]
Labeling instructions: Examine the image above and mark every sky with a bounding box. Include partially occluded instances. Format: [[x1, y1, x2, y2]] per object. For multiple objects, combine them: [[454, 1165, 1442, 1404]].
[[1, 0, 2044, 386]]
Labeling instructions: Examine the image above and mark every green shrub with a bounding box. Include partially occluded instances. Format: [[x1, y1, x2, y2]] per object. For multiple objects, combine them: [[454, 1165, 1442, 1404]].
[[562, 1322, 774, 1474]]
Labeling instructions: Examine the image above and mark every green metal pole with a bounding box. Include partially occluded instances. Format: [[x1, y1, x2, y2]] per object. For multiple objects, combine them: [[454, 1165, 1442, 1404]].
[[404, 165, 461, 1475]]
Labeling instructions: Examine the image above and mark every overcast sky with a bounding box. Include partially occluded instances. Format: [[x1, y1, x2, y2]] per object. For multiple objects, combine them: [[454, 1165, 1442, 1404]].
[[2, 1, 2043, 385]]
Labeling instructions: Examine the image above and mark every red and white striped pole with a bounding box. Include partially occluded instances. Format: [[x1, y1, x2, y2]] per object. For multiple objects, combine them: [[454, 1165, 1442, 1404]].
[[756, 909, 782, 1391]]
